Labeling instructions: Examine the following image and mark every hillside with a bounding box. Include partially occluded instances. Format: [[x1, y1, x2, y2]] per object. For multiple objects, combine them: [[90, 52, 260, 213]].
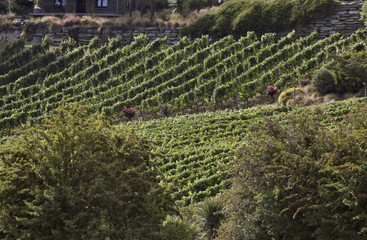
[[2, 29, 367, 238], [1, 29, 366, 134]]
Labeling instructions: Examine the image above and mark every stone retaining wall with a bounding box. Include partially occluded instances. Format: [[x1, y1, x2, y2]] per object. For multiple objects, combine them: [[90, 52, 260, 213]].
[[0, 24, 182, 45], [278, 0, 365, 38], [0, 1, 365, 45]]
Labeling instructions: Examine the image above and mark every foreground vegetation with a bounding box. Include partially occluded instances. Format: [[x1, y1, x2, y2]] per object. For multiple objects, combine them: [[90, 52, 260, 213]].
[[217, 99, 367, 239], [1, 98, 367, 239], [0, 103, 175, 239], [2, 16, 367, 236]]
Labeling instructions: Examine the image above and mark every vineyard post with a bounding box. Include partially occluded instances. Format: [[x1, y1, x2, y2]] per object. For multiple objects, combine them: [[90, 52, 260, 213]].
[[143, 39, 146, 120], [213, 95, 216, 112], [293, 84, 297, 99]]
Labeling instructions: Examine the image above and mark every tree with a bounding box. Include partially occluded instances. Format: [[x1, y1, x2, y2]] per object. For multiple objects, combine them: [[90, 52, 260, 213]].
[[0, 103, 174, 239], [144, 0, 156, 22], [217, 110, 367, 239], [329, 51, 367, 96]]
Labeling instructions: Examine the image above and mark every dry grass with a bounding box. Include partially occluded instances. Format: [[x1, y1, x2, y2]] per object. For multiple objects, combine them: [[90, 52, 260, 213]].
[[302, 95, 315, 106], [323, 93, 339, 103], [25, 6, 218, 28], [310, 92, 321, 99], [166, 7, 217, 26], [0, 6, 218, 29], [105, 8, 218, 28], [0, 13, 15, 28], [33, 15, 59, 24], [282, 84, 367, 107], [303, 84, 313, 95], [59, 14, 82, 27], [80, 16, 108, 25]]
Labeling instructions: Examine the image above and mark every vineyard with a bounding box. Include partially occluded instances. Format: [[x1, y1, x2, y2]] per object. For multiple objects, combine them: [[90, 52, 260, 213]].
[[1, 29, 367, 133], [127, 98, 367, 206]]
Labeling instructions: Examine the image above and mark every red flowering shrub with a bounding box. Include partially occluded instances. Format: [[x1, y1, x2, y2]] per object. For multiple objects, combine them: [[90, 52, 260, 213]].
[[265, 86, 277, 96], [122, 107, 135, 119]]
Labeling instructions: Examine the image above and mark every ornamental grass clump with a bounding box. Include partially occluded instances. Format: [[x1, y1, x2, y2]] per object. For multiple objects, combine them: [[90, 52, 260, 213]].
[[278, 87, 304, 105]]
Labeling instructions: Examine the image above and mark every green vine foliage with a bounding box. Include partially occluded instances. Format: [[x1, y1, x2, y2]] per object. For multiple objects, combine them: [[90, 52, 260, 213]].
[[217, 108, 367, 240]]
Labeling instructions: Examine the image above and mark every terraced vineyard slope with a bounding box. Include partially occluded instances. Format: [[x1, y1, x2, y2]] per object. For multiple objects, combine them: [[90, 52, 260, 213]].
[[0, 30, 366, 132]]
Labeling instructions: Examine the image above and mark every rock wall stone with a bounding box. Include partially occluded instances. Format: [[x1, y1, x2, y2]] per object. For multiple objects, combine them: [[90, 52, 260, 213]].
[[28, 25, 182, 46], [0, 27, 22, 42], [277, 0, 365, 38]]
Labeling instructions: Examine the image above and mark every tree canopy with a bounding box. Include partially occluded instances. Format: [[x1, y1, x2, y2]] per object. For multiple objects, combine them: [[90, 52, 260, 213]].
[[218, 108, 367, 239], [0, 103, 174, 239]]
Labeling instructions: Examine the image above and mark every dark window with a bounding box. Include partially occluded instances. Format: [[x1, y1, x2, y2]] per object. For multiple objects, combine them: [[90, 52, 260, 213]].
[[54, 0, 65, 7], [96, 0, 108, 7]]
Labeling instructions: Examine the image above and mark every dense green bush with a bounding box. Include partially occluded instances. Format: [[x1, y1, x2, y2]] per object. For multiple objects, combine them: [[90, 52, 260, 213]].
[[181, 0, 337, 37], [312, 68, 335, 95], [330, 51, 367, 94], [176, 0, 219, 12], [160, 215, 200, 240], [217, 109, 367, 239], [361, 1, 367, 27], [0, 103, 175, 239], [181, 13, 216, 37]]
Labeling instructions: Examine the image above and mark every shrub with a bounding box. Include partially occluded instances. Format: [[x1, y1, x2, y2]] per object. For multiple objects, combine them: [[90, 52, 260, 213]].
[[160, 215, 200, 240], [278, 87, 304, 105], [330, 51, 367, 94], [217, 110, 367, 239], [361, 1, 367, 27], [181, 0, 337, 37], [180, 13, 215, 37], [122, 107, 136, 119], [196, 197, 224, 240], [176, 0, 219, 12], [311, 68, 335, 95], [0, 103, 174, 239], [265, 86, 278, 103]]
